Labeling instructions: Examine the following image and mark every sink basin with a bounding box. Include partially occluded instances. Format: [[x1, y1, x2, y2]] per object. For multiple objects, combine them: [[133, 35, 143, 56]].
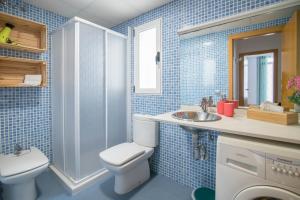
[[172, 111, 221, 122]]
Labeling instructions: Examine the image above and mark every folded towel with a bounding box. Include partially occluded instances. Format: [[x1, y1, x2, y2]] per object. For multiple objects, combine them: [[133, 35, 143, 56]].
[[260, 101, 284, 113], [23, 75, 42, 86]]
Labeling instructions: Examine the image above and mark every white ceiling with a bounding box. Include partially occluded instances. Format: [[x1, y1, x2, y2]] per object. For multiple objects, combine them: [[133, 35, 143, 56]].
[[24, 0, 172, 28]]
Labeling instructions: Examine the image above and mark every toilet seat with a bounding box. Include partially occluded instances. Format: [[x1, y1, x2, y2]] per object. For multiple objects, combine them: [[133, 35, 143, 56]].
[[100, 143, 148, 166], [0, 147, 49, 182], [1, 163, 49, 184]]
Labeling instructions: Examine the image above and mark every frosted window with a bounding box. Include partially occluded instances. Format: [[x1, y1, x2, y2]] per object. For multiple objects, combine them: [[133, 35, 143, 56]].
[[134, 19, 162, 94], [139, 28, 157, 89]]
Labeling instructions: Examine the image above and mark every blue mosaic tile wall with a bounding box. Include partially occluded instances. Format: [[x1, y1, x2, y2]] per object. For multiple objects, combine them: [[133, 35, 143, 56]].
[[113, 0, 287, 190], [0, 0, 291, 191], [0, 0, 68, 158]]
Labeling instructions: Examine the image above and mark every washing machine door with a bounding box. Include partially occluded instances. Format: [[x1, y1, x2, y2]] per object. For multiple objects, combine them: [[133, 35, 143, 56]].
[[235, 186, 300, 200]]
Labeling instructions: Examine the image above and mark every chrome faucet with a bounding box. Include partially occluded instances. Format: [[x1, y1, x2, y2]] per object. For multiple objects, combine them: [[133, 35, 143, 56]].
[[14, 144, 23, 156], [200, 97, 208, 112], [201, 96, 214, 112]]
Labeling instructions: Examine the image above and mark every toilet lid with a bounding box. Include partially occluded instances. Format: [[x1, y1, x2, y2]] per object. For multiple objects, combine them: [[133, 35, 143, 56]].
[[0, 147, 49, 177], [100, 143, 145, 166]]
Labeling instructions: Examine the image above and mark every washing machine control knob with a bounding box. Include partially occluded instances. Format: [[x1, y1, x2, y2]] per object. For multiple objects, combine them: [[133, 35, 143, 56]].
[[276, 168, 281, 172], [271, 166, 276, 171]]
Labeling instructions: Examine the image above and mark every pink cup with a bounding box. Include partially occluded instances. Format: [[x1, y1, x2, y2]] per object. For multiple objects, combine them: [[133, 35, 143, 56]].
[[217, 100, 227, 114], [224, 102, 234, 117], [230, 100, 239, 109]]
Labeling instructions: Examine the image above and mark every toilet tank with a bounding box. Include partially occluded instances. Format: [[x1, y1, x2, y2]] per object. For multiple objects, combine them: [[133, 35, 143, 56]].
[[133, 114, 158, 148]]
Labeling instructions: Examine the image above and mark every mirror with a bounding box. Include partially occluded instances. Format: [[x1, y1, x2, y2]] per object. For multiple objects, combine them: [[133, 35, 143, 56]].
[[179, 7, 299, 109], [229, 9, 300, 109], [233, 33, 281, 106]]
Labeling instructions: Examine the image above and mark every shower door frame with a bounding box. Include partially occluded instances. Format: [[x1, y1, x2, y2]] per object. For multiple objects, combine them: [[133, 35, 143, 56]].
[[51, 17, 129, 184]]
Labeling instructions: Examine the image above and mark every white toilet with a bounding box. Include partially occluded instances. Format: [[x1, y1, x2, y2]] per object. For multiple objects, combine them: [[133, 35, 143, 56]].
[[0, 147, 49, 200], [99, 114, 158, 194]]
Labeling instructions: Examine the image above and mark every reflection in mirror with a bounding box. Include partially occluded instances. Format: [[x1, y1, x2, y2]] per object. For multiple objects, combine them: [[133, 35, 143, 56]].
[[180, 36, 223, 105], [239, 50, 278, 106], [242, 53, 276, 105], [179, 26, 286, 106], [229, 10, 300, 109], [233, 33, 281, 106], [179, 6, 299, 107]]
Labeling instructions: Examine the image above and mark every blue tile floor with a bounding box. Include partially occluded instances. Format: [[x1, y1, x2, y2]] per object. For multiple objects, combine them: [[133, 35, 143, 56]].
[[34, 170, 193, 200]]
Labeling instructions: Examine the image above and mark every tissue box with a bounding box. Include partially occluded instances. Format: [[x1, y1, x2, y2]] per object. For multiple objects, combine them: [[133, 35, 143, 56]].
[[247, 107, 298, 125]]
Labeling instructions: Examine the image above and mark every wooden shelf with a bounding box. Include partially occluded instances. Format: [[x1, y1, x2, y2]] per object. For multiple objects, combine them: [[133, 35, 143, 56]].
[[0, 42, 46, 53], [0, 12, 47, 53], [0, 56, 47, 87]]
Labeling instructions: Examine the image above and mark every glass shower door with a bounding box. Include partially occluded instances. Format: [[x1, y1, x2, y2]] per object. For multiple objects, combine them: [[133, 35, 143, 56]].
[[51, 28, 64, 174], [106, 33, 127, 148], [52, 19, 127, 184], [63, 22, 77, 180], [78, 22, 106, 180]]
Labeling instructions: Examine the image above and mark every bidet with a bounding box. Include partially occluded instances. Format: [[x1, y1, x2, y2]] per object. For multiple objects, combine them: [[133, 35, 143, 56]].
[[0, 147, 49, 200]]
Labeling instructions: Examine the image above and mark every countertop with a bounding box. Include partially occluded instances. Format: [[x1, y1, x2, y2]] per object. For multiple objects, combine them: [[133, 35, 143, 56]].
[[148, 106, 300, 145]]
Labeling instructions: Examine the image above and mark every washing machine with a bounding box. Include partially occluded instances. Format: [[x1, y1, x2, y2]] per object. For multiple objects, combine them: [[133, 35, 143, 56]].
[[216, 134, 300, 200]]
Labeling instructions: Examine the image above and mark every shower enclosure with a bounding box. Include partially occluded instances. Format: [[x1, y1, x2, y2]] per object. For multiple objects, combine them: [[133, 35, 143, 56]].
[[51, 17, 127, 191]]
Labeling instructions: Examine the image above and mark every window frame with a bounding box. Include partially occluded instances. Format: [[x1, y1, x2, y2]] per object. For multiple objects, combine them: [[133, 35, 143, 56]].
[[134, 18, 162, 95]]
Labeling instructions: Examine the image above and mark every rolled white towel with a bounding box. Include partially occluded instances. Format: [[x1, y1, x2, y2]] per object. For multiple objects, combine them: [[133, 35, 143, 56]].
[[260, 101, 284, 113]]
